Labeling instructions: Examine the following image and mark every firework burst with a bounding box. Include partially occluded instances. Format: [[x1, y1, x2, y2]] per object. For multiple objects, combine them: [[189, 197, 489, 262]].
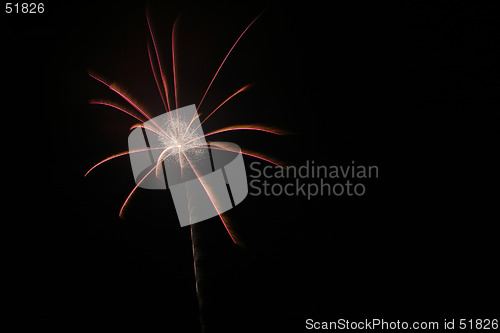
[[85, 10, 282, 244]]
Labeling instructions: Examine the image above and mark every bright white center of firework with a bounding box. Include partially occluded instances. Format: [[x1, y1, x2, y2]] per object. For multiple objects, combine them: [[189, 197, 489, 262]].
[[157, 117, 206, 163]]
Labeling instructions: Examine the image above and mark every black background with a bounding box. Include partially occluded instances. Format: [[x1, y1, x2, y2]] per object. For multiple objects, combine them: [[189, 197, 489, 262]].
[[3, 1, 498, 332]]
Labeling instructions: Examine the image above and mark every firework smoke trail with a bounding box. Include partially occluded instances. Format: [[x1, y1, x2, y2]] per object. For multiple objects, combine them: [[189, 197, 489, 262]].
[[182, 148, 237, 333], [86, 10, 283, 332]]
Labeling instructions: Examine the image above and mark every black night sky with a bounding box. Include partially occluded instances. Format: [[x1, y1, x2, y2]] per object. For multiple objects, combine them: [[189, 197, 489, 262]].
[[4, 1, 499, 332]]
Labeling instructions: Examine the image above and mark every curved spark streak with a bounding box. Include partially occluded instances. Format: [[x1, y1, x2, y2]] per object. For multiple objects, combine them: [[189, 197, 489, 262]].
[[206, 126, 282, 136], [183, 126, 281, 147], [89, 74, 149, 118], [197, 11, 264, 111], [183, 112, 201, 138], [155, 145, 179, 177], [200, 126, 282, 142], [184, 84, 251, 138], [89, 102, 146, 123], [182, 151, 237, 244], [146, 13, 172, 113], [119, 150, 175, 217], [130, 123, 174, 141], [89, 74, 165, 134], [184, 10, 263, 138], [147, 42, 169, 114], [85, 147, 167, 177], [197, 142, 283, 168], [199, 84, 252, 128], [172, 19, 181, 137], [172, 18, 179, 111]]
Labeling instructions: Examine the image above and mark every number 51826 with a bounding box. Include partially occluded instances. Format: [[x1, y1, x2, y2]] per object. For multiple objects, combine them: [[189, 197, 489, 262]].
[[5, 3, 44, 14]]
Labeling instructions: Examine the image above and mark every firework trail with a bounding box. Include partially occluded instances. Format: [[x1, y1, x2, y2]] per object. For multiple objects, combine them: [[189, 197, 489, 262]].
[[85, 9, 282, 332]]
